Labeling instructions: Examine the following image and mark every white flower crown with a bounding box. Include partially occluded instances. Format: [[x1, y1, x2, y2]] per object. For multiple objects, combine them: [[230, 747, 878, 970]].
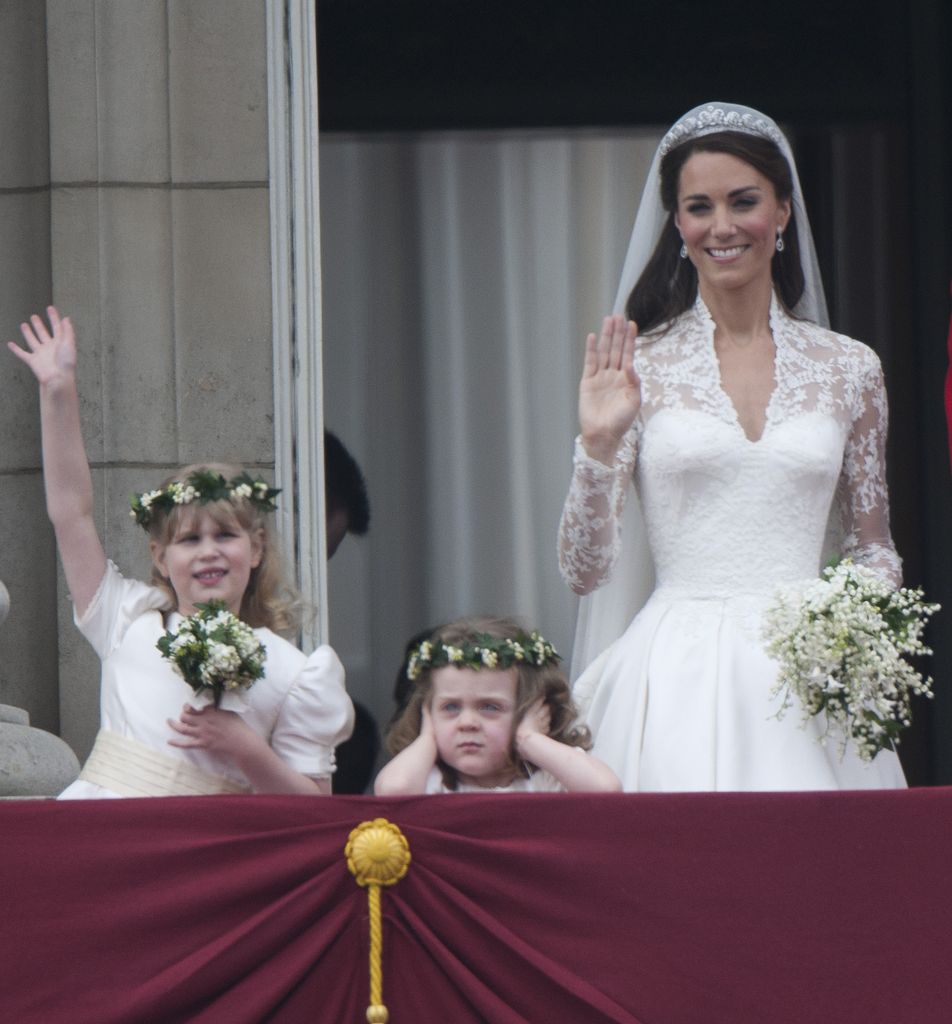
[[406, 630, 560, 681], [130, 469, 279, 529]]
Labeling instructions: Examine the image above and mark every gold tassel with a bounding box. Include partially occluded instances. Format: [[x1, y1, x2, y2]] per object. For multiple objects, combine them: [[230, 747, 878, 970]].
[[345, 818, 411, 1023]]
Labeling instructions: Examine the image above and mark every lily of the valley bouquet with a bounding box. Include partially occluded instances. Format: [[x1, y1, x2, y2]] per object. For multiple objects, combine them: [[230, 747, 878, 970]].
[[763, 560, 939, 762], [157, 600, 266, 707]]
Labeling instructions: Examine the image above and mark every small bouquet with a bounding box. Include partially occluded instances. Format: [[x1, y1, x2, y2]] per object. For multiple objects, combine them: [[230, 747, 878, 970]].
[[763, 560, 939, 762], [157, 600, 266, 706]]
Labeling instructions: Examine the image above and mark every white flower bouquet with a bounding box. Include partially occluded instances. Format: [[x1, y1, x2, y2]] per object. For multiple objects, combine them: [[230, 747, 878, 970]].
[[157, 600, 266, 706], [763, 560, 939, 762]]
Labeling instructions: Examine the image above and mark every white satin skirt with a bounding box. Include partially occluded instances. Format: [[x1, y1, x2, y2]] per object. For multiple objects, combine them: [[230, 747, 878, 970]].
[[574, 589, 908, 792]]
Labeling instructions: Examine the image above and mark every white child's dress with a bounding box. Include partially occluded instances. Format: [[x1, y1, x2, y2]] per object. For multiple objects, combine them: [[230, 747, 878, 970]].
[[559, 297, 907, 792], [59, 562, 354, 798], [424, 765, 563, 793]]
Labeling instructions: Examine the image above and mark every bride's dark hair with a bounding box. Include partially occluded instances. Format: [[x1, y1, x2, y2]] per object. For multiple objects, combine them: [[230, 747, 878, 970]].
[[627, 131, 806, 334]]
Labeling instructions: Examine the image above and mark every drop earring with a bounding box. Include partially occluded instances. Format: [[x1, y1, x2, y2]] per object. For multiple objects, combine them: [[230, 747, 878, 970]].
[[775, 229, 785, 253], [680, 242, 688, 259]]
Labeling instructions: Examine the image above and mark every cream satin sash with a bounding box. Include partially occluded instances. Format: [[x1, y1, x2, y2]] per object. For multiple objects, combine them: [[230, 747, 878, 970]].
[[80, 729, 250, 797]]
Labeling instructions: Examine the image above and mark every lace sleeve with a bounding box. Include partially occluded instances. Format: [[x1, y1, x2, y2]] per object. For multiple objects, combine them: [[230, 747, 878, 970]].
[[836, 350, 902, 586], [557, 429, 639, 595]]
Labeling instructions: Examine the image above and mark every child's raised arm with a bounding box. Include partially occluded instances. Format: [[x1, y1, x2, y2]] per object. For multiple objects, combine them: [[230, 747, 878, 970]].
[[8, 308, 107, 616], [515, 700, 621, 793], [374, 705, 438, 796]]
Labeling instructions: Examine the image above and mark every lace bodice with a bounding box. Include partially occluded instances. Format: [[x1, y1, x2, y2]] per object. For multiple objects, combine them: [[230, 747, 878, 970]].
[[558, 297, 901, 596]]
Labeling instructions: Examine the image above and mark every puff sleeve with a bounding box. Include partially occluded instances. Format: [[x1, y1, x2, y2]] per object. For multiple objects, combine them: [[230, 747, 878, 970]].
[[74, 560, 171, 658], [269, 644, 354, 779]]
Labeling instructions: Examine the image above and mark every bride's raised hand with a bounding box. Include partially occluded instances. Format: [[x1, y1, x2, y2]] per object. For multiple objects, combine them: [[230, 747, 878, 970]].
[[578, 314, 640, 464], [7, 306, 77, 385]]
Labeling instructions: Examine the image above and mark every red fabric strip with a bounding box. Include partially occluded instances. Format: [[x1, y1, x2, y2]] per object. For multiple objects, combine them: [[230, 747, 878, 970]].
[[2, 790, 951, 1023]]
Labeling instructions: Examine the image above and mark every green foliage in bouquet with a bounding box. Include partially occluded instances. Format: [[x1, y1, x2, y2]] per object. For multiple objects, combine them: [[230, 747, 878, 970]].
[[157, 600, 266, 706], [763, 560, 939, 761]]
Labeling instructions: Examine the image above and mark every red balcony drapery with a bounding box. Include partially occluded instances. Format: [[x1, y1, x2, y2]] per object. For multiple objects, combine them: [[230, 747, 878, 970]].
[[2, 789, 950, 1023]]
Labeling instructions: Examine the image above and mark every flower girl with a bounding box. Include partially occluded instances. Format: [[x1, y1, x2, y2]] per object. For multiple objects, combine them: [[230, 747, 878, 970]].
[[374, 617, 620, 794], [10, 307, 353, 797]]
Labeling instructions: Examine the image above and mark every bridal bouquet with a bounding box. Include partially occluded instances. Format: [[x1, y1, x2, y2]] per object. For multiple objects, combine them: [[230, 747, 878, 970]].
[[157, 601, 266, 706], [762, 561, 939, 762]]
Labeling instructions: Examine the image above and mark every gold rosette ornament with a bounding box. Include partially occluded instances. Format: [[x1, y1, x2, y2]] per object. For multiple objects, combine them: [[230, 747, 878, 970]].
[[345, 819, 411, 1023]]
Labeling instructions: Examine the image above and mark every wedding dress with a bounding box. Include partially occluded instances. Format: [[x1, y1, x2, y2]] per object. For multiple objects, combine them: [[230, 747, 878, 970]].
[[558, 294, 907, 791]]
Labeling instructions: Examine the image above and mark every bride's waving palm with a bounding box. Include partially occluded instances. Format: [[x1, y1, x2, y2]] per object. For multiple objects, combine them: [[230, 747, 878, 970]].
[[579, 314, 641, 464]]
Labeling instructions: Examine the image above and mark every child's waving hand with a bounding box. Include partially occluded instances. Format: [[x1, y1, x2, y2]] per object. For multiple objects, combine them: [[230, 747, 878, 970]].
[[9, 306, 77, 385], [8, 306, 106, 615]]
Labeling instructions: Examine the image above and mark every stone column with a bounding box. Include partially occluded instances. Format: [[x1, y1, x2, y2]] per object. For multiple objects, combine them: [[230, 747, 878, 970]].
[[0, 3, 60, 738], [0, 1, 275, 761]]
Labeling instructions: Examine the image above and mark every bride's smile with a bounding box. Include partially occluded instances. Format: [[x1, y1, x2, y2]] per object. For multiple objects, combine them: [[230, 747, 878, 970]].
[[675, 150, 789, 296]]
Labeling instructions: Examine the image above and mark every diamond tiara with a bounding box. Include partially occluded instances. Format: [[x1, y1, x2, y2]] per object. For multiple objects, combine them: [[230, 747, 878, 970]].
[[659, 104, 785, 156]]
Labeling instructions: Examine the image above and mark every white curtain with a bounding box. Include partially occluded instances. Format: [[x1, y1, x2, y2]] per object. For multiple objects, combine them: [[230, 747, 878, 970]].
[[319, 128, 662, 728]]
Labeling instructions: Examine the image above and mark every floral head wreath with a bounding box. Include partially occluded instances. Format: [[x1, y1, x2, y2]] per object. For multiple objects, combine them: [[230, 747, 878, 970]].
[[406, 630, 560, 681], [130, 470, 280, 529]]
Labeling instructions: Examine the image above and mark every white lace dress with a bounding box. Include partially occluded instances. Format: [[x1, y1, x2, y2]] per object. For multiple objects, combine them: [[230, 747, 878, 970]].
[[558, 296, 907, 791]]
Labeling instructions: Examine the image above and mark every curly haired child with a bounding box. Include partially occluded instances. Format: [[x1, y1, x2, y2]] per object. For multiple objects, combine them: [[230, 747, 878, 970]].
[[374, 617, 620, 794]]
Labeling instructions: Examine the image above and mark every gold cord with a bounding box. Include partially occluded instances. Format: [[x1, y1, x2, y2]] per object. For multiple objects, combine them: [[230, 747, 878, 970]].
[[345, 818, 412, 1023]]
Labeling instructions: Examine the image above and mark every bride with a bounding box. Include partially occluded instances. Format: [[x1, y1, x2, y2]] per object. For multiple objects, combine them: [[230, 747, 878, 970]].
[[558, 101, 906, 791]]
